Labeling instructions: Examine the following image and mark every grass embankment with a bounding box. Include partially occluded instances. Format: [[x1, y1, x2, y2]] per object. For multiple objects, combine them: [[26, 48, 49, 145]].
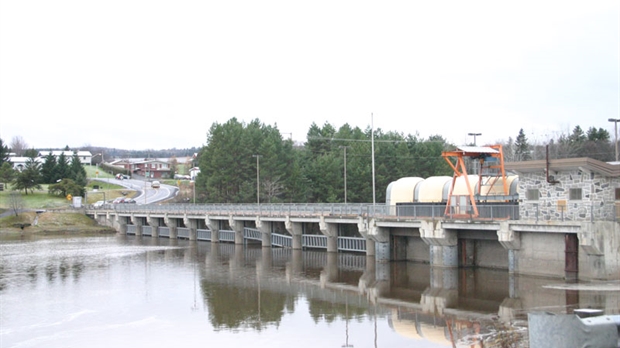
[[0, 210, 115, 235], [0, 165, 138, 210], [0, 165, 133, 234]]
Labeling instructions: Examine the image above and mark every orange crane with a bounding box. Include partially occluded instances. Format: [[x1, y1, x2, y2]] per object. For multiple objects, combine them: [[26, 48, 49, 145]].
[[441, 145, 508, 218]]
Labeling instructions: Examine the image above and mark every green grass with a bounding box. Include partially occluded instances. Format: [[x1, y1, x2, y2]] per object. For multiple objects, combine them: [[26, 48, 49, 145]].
[[84, 165, 115, 179], [0, 184, 71, 209], [0, 165, 138, 209]]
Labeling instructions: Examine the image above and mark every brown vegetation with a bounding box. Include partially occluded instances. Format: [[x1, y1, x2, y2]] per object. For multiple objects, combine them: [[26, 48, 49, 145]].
[[0, 211, 115, 234]]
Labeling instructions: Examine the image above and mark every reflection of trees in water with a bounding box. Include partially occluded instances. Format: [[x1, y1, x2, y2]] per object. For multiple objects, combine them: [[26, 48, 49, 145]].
[[201, 281, 295, 331], [72, 262, 84, 282], [1, 259, 87, 289], [308, 299, 366, 323], [59, 259, 70, 281], [45, 263, 56, 282], [27, 265, 37, 283], [0, 264, 5, 291]]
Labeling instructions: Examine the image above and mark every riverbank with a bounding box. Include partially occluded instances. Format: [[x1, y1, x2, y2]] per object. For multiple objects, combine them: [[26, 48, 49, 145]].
[[0, 210, 116, 235]]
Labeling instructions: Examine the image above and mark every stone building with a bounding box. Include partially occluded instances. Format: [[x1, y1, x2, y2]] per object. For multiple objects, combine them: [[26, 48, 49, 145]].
[[506, 157, 619, 222]]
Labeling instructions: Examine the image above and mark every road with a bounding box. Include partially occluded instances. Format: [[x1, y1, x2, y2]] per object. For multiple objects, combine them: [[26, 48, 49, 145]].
[[93, 178, 178, 204]]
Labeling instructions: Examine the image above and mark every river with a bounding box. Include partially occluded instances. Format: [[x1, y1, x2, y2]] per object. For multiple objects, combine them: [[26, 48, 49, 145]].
[[1, 234, 618, 347]]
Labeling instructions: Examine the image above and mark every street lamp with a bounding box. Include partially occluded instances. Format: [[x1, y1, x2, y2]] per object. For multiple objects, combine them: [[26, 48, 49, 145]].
[[190, 180, 195, 204], [252, 155, 262, 205], [608, 118, 620, 162], [467, 132, 481, 146], [467, 133, 482, 174], [339, 146, 350, 204]]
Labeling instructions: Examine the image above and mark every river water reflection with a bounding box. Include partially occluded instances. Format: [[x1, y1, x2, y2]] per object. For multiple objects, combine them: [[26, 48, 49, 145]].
[[1, 234, 619, 347]]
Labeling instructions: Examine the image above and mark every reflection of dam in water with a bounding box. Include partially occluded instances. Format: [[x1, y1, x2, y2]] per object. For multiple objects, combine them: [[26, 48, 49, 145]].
[[140, 237, 619, 346]]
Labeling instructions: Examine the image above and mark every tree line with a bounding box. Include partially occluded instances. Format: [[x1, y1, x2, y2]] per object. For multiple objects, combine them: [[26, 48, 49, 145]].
[[194, 118, 454, 204], [503, 126, 613, 162], [1, 120, 616, 204], [0, 142, 87, 197]]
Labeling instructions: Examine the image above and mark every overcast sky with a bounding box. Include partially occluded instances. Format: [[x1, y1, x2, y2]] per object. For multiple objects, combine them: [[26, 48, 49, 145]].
[[1, 1, 618, 151]]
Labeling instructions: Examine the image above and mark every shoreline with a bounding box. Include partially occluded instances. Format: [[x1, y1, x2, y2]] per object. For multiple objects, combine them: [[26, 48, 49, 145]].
[[0, 210, 117, 235]]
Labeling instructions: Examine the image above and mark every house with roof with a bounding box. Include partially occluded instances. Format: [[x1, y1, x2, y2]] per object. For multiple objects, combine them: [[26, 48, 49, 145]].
[[38, 150, 93, 165], [7, 156, 44, 171], [109, 158, 171, 179]]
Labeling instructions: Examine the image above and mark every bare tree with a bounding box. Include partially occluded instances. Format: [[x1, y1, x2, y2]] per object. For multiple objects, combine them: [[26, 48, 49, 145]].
[[8, 191, 24, 216], [263, 176, 284, 203], [10, 136, 28, 156]]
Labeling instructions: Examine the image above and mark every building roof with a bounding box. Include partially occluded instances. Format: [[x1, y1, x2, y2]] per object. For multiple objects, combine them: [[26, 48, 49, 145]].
[[505, 157, 620, 177], [456, 146, 500, 154], [39, 150, 92, 157]]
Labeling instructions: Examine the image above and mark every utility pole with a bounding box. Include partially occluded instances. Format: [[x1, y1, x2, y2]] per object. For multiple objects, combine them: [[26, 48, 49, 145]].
[[608, 118, 619, 162], [371, 113, 376, 205], [252, 155, 262, 204], [339, 146, 350, 204]]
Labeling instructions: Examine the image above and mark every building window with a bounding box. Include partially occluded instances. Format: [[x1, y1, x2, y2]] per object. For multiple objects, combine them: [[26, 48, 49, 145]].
[[615, 188, 620, 201], [569, 188, 582, 200], [526, 189, 539, 200]]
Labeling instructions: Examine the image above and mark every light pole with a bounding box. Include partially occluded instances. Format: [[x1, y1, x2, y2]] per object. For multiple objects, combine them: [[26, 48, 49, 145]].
[[467, 133, 482, 174], [467, 132, 481, 146], [339, 146, 349, 204], [608, 118, 620, 162], [252, 155, 262, 205], [191, 180, 195, 204]]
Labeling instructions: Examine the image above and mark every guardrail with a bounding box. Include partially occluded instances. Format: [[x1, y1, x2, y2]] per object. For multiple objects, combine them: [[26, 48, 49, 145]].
[[109, 202, 520, 221], [92, 201, 620, 222]]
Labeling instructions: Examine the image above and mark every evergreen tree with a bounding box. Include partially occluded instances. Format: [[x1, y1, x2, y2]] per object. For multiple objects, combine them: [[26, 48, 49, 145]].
[[587, 127, 610, 141], [69, 153, 87, 187], [56, 152, 70, 180], [41, 152, 58, 183], [23, 148, 38, 158], [12, 156, 42, 194], [514, 129, 531, 161], [0, 137, 10, 166], [0, 162, 15, 187]]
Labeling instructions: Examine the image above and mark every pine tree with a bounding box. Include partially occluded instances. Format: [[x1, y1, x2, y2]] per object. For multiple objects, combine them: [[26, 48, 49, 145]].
[[515, 129, 531, 161], [41, 152, 58, 183], [0, 138, 10, 165]]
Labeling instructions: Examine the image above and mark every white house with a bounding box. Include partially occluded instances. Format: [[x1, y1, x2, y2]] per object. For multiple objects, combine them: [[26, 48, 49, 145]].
[[8, 157, 44, 171], [38, 151, 93, 165], [189, 167, 201, 181]]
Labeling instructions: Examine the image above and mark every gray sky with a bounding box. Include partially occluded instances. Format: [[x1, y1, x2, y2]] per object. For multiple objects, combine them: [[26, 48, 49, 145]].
[[1, 0, 618, 150]]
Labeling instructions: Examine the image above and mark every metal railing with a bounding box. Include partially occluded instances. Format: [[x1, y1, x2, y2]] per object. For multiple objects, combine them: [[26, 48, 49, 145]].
[[219, 230, 235, 242], [159, 227, 170, 238], [303, 235, 327, 249], [244, 228, 262, 241], [338, 237, 366, 252], [100, 201, 620, 222], [142, 226, 153, 236], [110, 202, 522, 221], [197, 229, 211, 241], [178, 227, 190, 239], [272, 233, 292, 248]]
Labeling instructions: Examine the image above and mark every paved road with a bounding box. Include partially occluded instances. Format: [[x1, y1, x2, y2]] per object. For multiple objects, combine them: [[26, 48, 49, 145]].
[[93, 178, 178, 204]]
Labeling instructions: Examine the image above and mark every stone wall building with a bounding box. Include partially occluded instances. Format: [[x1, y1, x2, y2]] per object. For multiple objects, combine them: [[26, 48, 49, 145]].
[[506, 157, 619, 222]]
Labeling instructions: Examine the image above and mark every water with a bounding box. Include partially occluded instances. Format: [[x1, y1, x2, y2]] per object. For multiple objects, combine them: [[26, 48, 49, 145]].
[[1, 234, 618, 348]]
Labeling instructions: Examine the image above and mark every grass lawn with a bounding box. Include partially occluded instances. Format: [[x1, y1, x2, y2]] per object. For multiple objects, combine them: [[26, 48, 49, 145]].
[[0, 164, 139, 210], [0, 184, 72, 210]]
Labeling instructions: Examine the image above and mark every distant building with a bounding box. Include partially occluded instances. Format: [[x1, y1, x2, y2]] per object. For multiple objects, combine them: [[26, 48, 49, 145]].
[[109, 158, 171, 179], [38, 150, 93, 165], [189, 167, 201, 181], [8, 156, 44, 171]]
